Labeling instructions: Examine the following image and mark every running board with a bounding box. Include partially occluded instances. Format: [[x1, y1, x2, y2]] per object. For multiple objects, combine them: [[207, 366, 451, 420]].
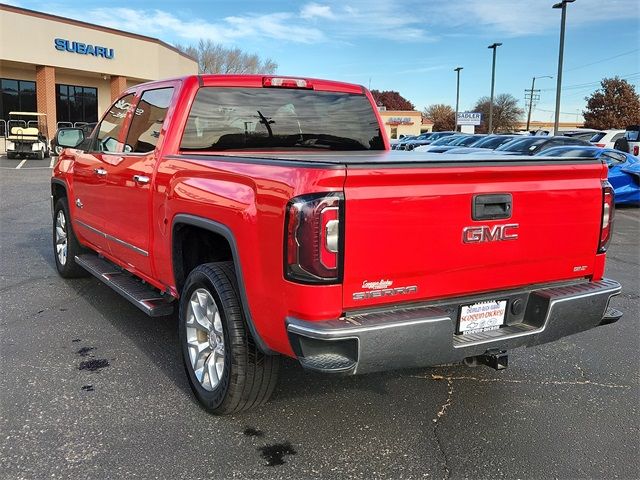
[[75, 254, 174, 317]]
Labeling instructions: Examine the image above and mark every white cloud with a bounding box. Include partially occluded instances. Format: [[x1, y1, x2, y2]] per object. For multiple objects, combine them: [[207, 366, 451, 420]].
[[300, 3, 335, 19]]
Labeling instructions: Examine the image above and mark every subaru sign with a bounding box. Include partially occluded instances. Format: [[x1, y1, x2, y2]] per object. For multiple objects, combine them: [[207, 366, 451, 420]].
[[457, 112, 482, 126], [54, 38, 114, 59]]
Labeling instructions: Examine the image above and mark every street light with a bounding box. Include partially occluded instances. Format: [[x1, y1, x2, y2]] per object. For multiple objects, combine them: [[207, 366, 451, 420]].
[[552, 0, 576, 135], [454, 67, 463, 131], [487, 42, 502, 133], [525, 75, 553, 132]]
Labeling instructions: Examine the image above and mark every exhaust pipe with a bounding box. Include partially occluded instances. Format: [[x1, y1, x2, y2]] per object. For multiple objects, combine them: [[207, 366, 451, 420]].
[[464, 349, 508, 370]]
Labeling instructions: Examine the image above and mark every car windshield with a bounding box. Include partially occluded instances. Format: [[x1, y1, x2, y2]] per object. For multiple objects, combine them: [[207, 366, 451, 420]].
[[472, 135, 514, 149], [496, 137, 547, 153], [430, 135, 461, 146], [180, 87, 384, 151], [536, 147, 598, 158]]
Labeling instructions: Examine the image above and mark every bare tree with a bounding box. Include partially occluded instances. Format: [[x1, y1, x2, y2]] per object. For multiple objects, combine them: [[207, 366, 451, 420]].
[[176, 40, 278, 74], [473, 94, 524, 133], [423, 104, 456, 131]]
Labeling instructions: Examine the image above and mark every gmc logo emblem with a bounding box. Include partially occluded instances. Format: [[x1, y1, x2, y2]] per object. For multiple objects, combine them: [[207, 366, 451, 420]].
[[462, 223, 519, 243]]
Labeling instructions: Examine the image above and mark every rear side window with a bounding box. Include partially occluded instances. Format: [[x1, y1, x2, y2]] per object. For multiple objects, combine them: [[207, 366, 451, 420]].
[[180, 87, 384, 151], [125, 87, 174, 153], [590, 132, 605, 142], [94, 93, 135, 152]]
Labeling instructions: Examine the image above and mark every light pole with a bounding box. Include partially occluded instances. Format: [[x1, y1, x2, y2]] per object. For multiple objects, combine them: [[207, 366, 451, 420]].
[[487, 42, 502, 133], [525, 75, 552, 132], [454, 67, 463, 131], [552, 0, 575, 135]]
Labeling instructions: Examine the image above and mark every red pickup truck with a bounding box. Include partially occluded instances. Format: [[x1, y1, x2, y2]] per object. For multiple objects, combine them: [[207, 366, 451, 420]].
[[52, 75, 622, 414]]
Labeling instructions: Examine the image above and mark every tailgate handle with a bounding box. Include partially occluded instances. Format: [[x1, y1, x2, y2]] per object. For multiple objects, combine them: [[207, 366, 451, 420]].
[[473, 194, 512, 220]]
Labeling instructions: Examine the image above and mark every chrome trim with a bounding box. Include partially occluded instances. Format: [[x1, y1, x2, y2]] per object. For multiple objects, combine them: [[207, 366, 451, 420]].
[[133, 174, 150, 184], [75, 219, 148, 256]]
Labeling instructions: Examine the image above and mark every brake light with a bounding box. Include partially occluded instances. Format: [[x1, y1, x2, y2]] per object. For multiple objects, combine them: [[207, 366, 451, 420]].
[[284, 193, 343, 283], [633, 145, 639, 156], [263, 77, 313, 89], [595, 143, 605, 148], [598, 181, 615, 253]]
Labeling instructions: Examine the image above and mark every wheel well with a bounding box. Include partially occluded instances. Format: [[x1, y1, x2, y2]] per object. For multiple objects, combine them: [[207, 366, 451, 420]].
[[172, 223, 233, 293], [51, 183, 67, 205]]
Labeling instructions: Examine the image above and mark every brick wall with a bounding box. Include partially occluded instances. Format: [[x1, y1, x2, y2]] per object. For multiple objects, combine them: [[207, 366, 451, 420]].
[[110, 76, 127, 101], [35, 65, 56, 138]]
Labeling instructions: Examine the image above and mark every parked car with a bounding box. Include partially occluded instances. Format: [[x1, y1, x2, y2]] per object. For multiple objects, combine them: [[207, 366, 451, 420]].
[[392, 134, 421, 150], [447, 135, 519, 154], [52, 74, 622, 413], [483, 136, 591, 156], [620, 125, 640, 157], [590, 129, 625, 149], [403, 131, 456, 150], [413, 134, 468, 152], [562, 129, 602, 141], [536, 146, 639, 205], [415, 134, 485, 153]]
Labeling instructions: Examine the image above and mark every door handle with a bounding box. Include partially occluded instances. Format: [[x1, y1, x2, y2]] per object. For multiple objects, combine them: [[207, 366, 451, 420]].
[[133, 175, 150, 185], [94, 168, 107, 177], [472, 193, 512, 220]]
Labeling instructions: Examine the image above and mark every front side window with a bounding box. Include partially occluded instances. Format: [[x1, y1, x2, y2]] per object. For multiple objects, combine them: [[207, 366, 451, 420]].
[[124, 88, 174, 153], [180, 87, 383, 151], [93, 93, 135, 152]]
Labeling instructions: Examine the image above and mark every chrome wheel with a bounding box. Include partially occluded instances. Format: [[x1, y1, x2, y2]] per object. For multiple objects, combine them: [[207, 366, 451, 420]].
[[55, 210, 68, 266], [185, 288, 225, 391]]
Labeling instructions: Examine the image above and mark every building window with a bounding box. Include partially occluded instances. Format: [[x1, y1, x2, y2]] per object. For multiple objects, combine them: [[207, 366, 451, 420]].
[[56, 84, 98, 126], [0, 78, 37, 124]]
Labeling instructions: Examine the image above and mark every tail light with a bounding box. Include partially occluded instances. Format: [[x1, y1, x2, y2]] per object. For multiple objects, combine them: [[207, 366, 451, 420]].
[[633, 145, 639, 156], [594, 143, 605, 148], [284, 193, 343, 284], [598, 181, 615, 253]]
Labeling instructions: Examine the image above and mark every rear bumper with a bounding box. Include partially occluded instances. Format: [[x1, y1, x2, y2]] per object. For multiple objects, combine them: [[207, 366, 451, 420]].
[[286, 279, 622, 374]]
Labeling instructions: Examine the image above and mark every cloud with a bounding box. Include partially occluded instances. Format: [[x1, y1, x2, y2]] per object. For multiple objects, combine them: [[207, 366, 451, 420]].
[[300, 3, 335, 19]]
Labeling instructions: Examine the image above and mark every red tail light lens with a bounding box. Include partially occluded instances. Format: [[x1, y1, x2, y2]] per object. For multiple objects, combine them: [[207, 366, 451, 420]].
[[284, 193, 343, 284], [633, 145, 639, 156], [598, 181, 615, 253], [594, 143, 605, 148]]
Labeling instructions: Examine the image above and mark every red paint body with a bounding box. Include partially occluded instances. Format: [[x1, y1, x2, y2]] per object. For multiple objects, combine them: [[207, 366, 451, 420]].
[[53, 75, 609, 358]]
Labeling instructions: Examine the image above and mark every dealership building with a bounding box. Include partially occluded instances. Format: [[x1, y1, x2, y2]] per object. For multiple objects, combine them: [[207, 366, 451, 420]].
[[0, 4, 198, 137]]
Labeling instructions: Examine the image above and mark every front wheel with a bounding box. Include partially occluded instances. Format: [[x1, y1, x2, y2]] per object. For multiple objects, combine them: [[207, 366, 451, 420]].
[[179, 262, 279, 414], [53, 198, 88, 278]]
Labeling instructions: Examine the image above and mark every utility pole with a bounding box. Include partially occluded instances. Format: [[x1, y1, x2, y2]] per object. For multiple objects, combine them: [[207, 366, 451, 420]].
[[454, 67, 463, 131], [525, 75, 552, 132], [487, 43, 502, 133], [552, 0, 575, 135]]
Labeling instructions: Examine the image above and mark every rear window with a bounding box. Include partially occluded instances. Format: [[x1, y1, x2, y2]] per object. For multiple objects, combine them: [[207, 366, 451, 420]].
[[625, 130, 640, 142], [590, 132, 606, 142], [180, 87, 383, 151], [496, 137, 547, 153]]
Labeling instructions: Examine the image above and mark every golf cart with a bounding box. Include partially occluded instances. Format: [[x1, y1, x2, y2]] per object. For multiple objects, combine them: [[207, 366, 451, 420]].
[[6, 112, 50, 160]]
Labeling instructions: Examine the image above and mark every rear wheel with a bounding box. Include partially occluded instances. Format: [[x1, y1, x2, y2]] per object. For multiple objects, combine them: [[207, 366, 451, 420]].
[[179, 262, 279, 414], [53, 198, 88, 278]]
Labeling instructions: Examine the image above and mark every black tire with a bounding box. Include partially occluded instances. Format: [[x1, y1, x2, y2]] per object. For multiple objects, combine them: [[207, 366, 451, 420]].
[[53, 198, 88, 278], [179, 262, 279, 414]]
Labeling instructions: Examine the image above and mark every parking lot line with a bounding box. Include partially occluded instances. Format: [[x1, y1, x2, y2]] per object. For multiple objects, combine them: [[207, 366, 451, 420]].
[[15, 159, 27, 169], [49, 157, 55, 168]]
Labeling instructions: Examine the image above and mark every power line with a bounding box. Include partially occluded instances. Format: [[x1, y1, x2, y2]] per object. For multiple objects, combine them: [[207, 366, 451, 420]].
[[539, 72, 640, 91], [539, 48, 640, 77]]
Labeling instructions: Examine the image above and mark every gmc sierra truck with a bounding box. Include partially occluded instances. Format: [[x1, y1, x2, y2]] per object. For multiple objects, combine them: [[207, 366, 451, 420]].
[[52, 75, 623, 414]]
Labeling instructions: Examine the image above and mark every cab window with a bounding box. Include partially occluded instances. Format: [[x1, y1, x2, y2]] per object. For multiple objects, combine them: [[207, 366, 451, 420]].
[[93, 93, 135, 152], [124, 88, 174, 153]]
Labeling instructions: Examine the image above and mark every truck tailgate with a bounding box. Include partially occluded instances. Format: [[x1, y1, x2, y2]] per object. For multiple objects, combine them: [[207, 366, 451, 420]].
[[342, 160, 606, 309]]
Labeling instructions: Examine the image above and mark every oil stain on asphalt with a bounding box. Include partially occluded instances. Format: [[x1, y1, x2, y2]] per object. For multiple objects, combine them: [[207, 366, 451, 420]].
[[258, 442, 297, 466], [81, 385, 94, 392], [78, 359, 110, 372], [243, 427, 264, 437], [76, 346, 95, 357]]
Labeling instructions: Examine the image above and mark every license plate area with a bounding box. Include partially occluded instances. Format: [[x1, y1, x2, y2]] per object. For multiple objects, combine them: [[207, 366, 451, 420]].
[[457, 299, 507, 335]]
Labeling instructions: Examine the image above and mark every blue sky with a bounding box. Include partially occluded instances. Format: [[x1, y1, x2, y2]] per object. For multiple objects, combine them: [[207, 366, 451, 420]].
[[8, 0, 640, 121]]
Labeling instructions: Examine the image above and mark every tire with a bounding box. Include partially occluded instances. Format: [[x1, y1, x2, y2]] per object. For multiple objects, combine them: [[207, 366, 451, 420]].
[[36, 147, 45, 160], [53, 198, 88, 278], [179, 262, 279, 414]]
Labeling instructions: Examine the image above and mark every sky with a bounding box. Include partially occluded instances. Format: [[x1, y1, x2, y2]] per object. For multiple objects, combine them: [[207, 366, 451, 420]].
[[6, 0, 640, 121]]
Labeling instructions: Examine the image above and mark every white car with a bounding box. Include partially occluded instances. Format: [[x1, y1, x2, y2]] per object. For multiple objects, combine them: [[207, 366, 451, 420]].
[[590, 129, 625, 149]]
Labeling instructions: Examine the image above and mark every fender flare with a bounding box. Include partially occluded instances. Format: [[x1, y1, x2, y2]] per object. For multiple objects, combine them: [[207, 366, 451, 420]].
[[171, 214, 274, 355]]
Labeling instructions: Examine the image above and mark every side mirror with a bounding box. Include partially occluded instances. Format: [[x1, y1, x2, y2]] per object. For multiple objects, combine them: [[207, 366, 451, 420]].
[[55, 128, 85, 149]]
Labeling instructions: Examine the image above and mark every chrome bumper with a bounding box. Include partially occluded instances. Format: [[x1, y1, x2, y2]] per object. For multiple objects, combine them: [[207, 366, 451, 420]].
[[286, 279, 622, 374]]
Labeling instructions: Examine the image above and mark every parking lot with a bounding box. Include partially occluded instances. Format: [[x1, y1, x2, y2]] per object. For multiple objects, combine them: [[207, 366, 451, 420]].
[[1, 160, 638, 479]]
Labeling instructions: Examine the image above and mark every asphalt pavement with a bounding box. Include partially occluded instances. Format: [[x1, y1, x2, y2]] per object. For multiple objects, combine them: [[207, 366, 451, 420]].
[[1, 159, 638, 479]]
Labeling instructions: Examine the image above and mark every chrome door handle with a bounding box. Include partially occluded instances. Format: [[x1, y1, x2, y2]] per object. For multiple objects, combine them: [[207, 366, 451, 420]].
[[94, 168, 107, 177], [133, 175, 150, 184]]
